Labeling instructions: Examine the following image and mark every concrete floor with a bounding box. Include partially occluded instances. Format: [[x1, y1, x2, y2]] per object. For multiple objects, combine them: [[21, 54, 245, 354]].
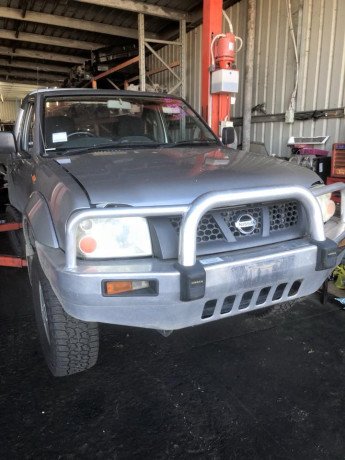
[[1, 234, 345, 458]]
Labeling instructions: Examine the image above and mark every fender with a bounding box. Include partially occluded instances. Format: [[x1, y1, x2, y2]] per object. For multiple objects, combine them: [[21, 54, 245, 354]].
[[24, 191, 59, 248]]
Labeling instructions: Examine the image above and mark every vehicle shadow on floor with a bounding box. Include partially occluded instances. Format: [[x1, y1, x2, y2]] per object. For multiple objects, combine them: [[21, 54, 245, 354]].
[[1, 263, 345, 459]]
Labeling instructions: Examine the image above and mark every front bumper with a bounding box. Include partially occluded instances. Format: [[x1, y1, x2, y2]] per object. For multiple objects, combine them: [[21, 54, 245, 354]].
[[36, 183, 345, 331], [37, 238, 341, 330]]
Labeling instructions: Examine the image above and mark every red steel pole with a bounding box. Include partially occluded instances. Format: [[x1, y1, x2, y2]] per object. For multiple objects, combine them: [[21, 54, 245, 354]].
[[201, 0, 231, 136]]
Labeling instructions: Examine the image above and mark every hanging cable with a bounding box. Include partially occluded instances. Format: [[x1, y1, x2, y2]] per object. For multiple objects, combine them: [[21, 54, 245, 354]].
[[285, 0, 300, 114], [222, 9, 234, 33], [210, 33, 226, 70], [235, 36, 243, 53], [222, 10, 243, 53]]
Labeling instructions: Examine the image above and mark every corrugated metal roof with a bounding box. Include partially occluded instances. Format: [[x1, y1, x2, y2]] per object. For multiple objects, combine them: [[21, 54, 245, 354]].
[[1, 0, 194, 36], [0, 0, 240, 94]]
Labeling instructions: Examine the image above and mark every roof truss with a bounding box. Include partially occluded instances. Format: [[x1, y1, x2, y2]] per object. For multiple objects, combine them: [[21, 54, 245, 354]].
[[0, 69, 64, 82], [0, 2, 209, 89], [0, 46, 85, 64], [0, 59, 70, 74], [0, 29, 104, 51], [74, 0, 191, 21], [0, 6, 158, 40]]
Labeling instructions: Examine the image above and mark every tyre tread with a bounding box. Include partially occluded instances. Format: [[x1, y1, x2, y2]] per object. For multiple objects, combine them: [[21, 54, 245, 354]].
[[33, 257, 99, 376]]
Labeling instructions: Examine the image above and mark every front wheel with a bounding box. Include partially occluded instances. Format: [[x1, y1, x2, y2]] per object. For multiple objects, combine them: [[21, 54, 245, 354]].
[[31, 255, 99, 376]]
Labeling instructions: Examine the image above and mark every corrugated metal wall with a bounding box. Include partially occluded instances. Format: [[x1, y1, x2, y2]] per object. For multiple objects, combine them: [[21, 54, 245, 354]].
[[148, 0, 345, 155], [0, 100, 19, 123], [0, 82, 40, 122], [251, 0, 345, 155], [293, 0, 345, 151], [250, 0, 295, 155]]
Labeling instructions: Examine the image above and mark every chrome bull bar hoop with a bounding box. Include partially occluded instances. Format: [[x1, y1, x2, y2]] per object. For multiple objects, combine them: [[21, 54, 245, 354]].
[[311, 182, 345, 224], [65, 184, 345, 271], [179, 186, 325, 267]]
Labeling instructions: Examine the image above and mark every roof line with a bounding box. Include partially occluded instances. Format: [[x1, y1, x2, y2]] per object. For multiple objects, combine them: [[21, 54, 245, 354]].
[[0, 6, 158, 40], [74, 0, 191, 21]]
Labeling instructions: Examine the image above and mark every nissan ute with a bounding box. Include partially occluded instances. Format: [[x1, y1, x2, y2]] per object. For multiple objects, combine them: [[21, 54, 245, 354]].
[[1, 88, 345, 376]]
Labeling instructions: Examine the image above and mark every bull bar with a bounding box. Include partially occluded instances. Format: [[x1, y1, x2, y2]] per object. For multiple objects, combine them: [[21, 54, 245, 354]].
[[37, 182, 345, 328]]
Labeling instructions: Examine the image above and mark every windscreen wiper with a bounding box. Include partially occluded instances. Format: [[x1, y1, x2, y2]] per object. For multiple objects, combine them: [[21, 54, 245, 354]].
[[54, 141, 164, 156], [167, 139, 219, 147]]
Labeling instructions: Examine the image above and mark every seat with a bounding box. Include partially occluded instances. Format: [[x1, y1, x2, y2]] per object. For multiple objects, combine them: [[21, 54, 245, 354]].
[[117, 115, 145, 138], [45, 115, 75, 148]]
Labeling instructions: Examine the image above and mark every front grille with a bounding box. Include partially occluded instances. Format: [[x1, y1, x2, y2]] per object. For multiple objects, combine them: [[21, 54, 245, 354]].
[[196, 215, 225, 243], [170, 214, 226, 242], [169, 200, 301, 244], [221, 206, 262, 238], [269, 202, 299, 232]]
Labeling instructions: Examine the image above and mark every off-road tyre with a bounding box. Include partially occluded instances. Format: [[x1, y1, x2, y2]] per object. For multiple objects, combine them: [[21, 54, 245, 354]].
[[253, 300, 296, 318], [5, 205, 25, 258], [31, 255, 99, 376]]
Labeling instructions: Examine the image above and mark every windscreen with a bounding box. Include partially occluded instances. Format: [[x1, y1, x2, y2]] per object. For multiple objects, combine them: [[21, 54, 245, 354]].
[[43, 94, 218, 154]]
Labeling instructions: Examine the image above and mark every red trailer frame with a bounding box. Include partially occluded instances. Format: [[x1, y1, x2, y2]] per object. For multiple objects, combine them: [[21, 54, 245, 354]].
[[0, 221, 27, 268]]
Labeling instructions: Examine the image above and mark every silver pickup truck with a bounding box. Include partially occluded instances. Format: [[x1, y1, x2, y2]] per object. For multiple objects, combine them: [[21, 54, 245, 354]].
[[1, 88, 345, 376]]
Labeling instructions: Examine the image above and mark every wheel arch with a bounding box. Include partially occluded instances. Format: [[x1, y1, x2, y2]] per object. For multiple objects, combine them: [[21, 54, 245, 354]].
[[24, 191, 59, 249]]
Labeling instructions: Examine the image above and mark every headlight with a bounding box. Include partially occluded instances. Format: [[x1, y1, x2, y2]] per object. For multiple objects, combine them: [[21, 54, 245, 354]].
[[76, 217, 152, 258], [316, 193, 336, 222]]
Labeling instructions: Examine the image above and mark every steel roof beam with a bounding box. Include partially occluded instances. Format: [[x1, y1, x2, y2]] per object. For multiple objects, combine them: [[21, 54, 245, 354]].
[[0, 59, 70, 74], [0, 29, 104, 51], [0, 69, 64, 82], [74, 0, 191, 21], [0, 6, 158, 39], [0, 77, 55, 87], [0, 46, 85, 64]]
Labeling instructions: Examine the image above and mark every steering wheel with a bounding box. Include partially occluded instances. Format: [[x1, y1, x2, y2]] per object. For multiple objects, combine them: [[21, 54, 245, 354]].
[[67, 131, 95, 139]]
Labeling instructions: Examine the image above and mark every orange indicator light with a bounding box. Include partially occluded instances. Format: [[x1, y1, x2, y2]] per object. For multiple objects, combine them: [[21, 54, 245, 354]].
[[105, 281, 133, 295]]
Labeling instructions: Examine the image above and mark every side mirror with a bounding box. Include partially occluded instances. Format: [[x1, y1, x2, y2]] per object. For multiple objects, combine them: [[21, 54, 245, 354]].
[[0, 131, 16, 164], [222, 126, 235, 145]]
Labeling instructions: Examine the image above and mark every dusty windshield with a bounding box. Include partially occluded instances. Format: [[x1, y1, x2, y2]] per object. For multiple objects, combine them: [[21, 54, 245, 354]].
[[43, 94, 218, 154]]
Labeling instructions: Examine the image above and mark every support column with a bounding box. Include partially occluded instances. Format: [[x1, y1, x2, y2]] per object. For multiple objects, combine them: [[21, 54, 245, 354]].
[[201, 0, 230, 136], [180, 19, 187, 99], [138, 13, 146, 92], [201, 0, 223, 128], [242, 0, 256, 151]]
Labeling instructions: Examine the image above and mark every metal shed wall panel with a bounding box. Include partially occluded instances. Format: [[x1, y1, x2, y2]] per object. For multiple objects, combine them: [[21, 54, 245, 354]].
[[251, 0, 345, 155], [0, 100, 19, 122], [250, 0, 294, 155], [185, 26, 202, 114], [148, 0, 345, 155]]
